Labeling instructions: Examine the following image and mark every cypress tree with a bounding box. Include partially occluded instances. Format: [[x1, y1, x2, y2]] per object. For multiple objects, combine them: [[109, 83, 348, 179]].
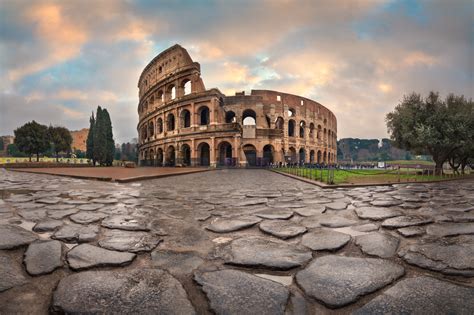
[[86, 112, 95, 165], [93, 106, 107, 165], [102, 108, 115, 166]]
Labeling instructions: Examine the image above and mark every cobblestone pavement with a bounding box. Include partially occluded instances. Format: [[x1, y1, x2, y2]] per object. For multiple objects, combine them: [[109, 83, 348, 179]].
[[0, 168, 473, 314]]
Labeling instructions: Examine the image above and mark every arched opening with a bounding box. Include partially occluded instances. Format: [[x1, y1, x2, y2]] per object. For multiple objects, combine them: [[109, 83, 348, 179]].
[[323, 128, 327, 142], [263, 144, 274, 165], [288, 119, 296, 137], [275, 117, 284, 130], [156, 148, 163, 166], [167, 85, 176, 100], [309, 123, 315, 139], [148, 121, 154, 137], [317, 125, 322, 140], [317, 150, 322, 164], [181, 144, 191, 166], [144, 150, 149, 166], [167, 113, 175, 131], [182, 79, 191, 95], [242, 109, 256, 126], [157, 90, 164, 103], [218, 141, 233, 166], [310, 150, 315, 163], [288, 108, 296, 117], [165, 146, 175, 166], [141, 126, 147, 141], [225, 111, 236, 123], [149, 149, 155, 166], [299, 148, 305, 163], [265, 115, 271, 128], [181, 110, 191, 128], [149, 96, 155, 108], [157, 118, 163, 134], [299, 121, 305, 138], [288, 147, 297, 164], [198, 142, 210, 166], [199, 106, 210, 125], [243, 144, 257, 166], [323, 151, 327, 164]]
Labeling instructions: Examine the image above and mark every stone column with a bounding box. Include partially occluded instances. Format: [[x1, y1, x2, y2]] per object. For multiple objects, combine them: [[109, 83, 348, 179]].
[[210, 137, 216, 167], [191, 139, 196, 166]]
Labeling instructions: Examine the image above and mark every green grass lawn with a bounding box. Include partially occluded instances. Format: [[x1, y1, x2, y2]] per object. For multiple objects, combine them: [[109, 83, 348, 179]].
[[387, 160, 434, 166], [277, 167, 460, 185]]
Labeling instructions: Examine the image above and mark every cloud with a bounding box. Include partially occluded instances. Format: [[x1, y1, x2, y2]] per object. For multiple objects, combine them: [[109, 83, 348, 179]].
[[0, 0, 472, 143]]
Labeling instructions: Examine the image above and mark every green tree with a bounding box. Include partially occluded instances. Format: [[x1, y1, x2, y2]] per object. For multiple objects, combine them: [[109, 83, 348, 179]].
[[0, 138, 4, 151], [13, 120, 50, 162], [102, 108, 115, 166], [86, 112, 95, 165], [7, 143, 26, 157], [386, 92, 471, 174], [48, 126, 72, 162], [93, 106, 107, 165]]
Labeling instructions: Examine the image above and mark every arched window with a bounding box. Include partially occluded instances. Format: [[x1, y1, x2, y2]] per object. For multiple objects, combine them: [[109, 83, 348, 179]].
[[317, 125, 322, 140], [167, 113, 175, 131], [148, 121, 154, 137], [157, 118, 163, 134], [265, 115, 271, 128], [168, 85, 176, 100], [288, 119, 295, 137], [275, 117, 284, 130], [242, 109, 256, 125], [225, 111, 236, 123], [299, 121, 305, 138], [182, 79, 191, 95], [199, 106, 210, 125], [181, 110, 191, 128], [157, 90, 164, 103], [288, 108, 295, 117], [309, 123, 315, 138]]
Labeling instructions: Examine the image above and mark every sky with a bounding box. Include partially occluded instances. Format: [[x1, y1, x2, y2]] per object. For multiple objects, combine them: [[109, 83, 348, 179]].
[[1, 0, 472, 143]]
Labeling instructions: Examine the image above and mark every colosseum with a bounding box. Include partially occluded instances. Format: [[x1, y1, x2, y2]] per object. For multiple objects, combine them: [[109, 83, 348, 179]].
[[137, 44, 337, 167]]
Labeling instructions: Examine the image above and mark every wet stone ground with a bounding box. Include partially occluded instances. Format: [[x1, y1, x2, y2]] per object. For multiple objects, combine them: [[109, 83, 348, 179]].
[[0, 168, 473, 314]]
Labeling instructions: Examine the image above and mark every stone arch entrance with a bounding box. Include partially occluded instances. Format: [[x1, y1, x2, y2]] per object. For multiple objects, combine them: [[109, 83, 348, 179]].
[[263, 144, 274, 165], [198, 142, 210, 166], [165, 146, 175, 166], [299, 148, 305, 164], [181, 144, 191, 166], [156, 148, 163, 166], [310, 150, 315, 163], [243, 144, 257, 166], [288, 147, 297, 164], [317, 150, 322, 164], [218, 141, 233, 166]]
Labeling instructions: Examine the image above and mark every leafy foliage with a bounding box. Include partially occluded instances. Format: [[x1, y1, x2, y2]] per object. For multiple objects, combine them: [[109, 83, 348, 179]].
[[386, 92, 473, 173], [49, 126, 72, 161], [14, 120, 50, 161], [86, 106, 115, 166]]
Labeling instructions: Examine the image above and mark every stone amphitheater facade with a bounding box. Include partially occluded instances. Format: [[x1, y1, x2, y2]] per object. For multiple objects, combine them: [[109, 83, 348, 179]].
[[137, 44, 337, 167]]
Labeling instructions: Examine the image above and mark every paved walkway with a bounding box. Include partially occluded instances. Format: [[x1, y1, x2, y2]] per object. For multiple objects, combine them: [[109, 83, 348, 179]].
[[11, 166, 209, 182], [0, 169, 473, 314]]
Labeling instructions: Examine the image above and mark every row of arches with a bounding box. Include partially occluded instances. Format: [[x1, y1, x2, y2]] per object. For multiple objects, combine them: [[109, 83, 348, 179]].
[[140, 106, 211, 141], [139, 78, 192, 114], [140, 141, 335, 167]]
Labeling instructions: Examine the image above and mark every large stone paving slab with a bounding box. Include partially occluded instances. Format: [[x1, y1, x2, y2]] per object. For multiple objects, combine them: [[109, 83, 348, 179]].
[[426, 222, 474, 237], [354, 276, 474, 314], [206, 216, 261, 233], [52, 223, 99, 243], [259, 220, 307, 239], [296, 255, 404, 308], [67, 244, 136, 270], [151, 250, 204, 275], [195, 269, 289, 315], [355, 233, 400, 258], [24, 240, 63, 275], [0, 253, 28, 292], [301, 230, 351, 251], [0, 224, 38, 249], [399, 237, 474, 276], [101, 215, 150, 231], [354, 207, 403, 220], [225, 236, 312, 270], [52, 269, 195, 314], [381, 215, 433, 228], [99, 229, 162, 253]]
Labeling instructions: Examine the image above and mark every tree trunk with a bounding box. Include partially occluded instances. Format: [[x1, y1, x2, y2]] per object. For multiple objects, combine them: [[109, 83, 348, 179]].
[[29, 155, 32, 162], [56, 151, 59, 162], [36, 153, 39, 162], [434, 161, 443, 176]]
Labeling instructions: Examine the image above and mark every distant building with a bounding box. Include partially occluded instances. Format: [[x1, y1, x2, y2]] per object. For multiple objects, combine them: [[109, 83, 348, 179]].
[[0, 135, 14, 152], [70, 128, 89, 152]]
